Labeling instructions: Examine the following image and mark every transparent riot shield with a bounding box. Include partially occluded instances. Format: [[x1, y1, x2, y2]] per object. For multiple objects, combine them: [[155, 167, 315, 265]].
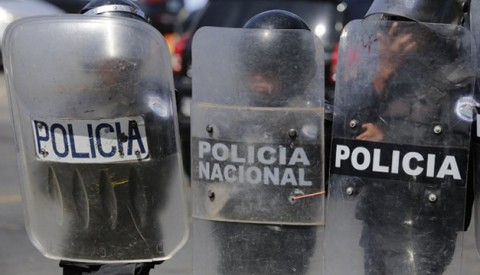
[[470, 0, 480, 257], [3, 15, 188, 263], [470, 0, 480, 44], [325, 19, 475, 275], [191, 27, 325, 274]]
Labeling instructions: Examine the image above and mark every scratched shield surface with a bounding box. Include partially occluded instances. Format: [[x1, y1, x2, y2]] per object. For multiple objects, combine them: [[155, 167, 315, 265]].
[[3, 15, 188, 262], [190, 27, 327, 275], [325, 19, 475, 275]]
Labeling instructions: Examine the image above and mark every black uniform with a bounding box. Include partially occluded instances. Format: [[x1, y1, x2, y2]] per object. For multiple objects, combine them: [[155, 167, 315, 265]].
[[191, 10, 326, 275], [341, 23, 474, 275]]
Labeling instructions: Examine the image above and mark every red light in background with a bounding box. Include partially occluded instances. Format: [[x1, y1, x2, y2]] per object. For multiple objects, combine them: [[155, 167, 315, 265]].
[[171, 33, 192, 73], [329, 43, 339, 84]]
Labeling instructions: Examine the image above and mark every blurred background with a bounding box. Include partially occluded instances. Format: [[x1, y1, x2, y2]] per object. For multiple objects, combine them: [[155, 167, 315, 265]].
[[1, 0, 480, 274]]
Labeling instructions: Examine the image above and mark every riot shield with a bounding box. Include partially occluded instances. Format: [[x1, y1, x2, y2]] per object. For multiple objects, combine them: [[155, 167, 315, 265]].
[[3, 15, 188, 262], [469, 0, 480, 257], [470, 0, 480, 43], [325, 19, 475, 274], [191, 27, 325, 274]]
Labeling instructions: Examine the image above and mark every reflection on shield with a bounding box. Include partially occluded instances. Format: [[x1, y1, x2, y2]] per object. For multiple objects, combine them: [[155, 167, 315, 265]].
[[3, 15, 188, 262], [191, 27, 326, 274], [325, 19, 475, 275]]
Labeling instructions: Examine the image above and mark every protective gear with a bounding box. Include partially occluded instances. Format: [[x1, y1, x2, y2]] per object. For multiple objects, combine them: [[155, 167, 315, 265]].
[[243, 9, 310, 30], [468, 0, 480, 257], [81, 0, 147, 21], [191, 10, 325, 274], [2, 12, 188, 263], [365, 0, 468, 25], [240, 10, 317, 107], [325, 17, 475, 275]]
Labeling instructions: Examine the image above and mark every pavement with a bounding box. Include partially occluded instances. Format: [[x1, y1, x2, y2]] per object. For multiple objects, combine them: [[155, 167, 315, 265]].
[[1, 73, 480, 274]]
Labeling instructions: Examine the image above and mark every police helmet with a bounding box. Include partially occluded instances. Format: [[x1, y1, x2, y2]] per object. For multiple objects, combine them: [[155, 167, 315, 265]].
[[81, 0, 147, 22], [241, 10, 318, 106], [365, 0, 468, 25], [243, 9, 311, 30]]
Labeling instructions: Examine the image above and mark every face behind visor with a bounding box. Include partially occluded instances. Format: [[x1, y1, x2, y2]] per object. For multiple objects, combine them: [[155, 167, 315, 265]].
[[240, 10, 317, 107]]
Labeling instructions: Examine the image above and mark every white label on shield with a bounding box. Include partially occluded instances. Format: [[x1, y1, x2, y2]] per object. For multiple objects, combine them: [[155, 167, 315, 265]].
[[32, 116, 149, 163]]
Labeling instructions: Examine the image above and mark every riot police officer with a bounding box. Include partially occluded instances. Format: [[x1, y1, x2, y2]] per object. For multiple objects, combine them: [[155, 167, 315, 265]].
[[325, 0, 474, 274], [3, 0, 188, 274], [468, 0, 480, 259], [190, 10, 326, 275]]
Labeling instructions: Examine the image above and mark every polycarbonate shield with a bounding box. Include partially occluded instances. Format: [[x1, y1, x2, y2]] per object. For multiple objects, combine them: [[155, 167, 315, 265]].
[[191, 27, 325, 225], [3, 15, 188, 262], [325, 20, 475, 275], [472, 0, 480, 45], [190, 26, 325, 275], [470, 0, 480, 257]]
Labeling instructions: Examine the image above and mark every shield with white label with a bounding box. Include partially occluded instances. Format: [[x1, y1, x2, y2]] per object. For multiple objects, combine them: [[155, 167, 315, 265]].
[[3, 15, 188, 262], [325, 19, 475, 274], [191, 27, 325, 274]]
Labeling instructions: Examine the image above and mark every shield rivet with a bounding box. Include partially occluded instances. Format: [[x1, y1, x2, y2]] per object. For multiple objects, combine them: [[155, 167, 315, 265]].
[[206, 125, 214, 134], [289, 190, 304, 204], [207, 190, 215, 201], [40, 149, 49, 157], [349, 120, 358, 128], [433, 125, 442, 134], [288, 129, 297, 139], [346, 187, 354, 195], [428, 193, 437, 203]]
